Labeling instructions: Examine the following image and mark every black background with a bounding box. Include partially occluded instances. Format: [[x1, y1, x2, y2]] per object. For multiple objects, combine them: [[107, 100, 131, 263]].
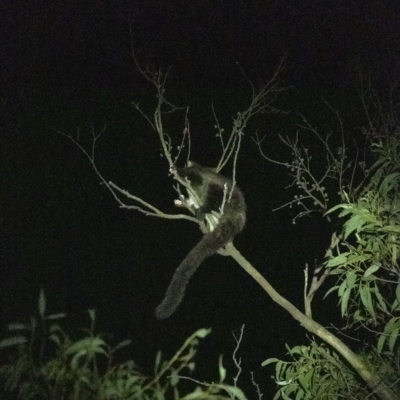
[[2, 0, 400, 397]]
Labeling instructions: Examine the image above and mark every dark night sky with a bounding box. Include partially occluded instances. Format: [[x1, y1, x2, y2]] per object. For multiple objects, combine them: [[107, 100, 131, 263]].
[[2, 0, 400, 397]]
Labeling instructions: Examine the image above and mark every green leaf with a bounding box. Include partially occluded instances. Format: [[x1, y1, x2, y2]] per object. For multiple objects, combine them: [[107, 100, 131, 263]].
[[223, 385, 248, 400], [7, 323, 29, 331], [70, 349, 87, 369], [195, 328, 211, 338], [378, 317, 400, 352], [396, 282, 400, 305], [388, 328, 399, 352], [344, 215, 363, 238], [154, 350, 161, 371], [88, 309, 96, 322], [45, 313, 67, 320], [326, 253, 349, 267], [338, 280, 347, 297], [262, 357, 280, 367], [325, 203, 349, 215], [346, 273, 357, 289], [341, 288, 351, 316], [378, 225, 400, 233], [363, 265, 380, 277], [359, 286, 374, 317], [347, 253, 369, 264], [375, 289, 388, 313], [49, 333, 61, 346], [0, 336, 27, 348], [170, 370, 179, 386], [219, 355, 226, 383], [324, 285, 339, 298], [66, 337, 107, 356], [38, 287, 46, 318]]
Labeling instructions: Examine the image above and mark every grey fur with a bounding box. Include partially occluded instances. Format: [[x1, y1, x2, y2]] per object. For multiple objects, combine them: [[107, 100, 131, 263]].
[[155, 161, 246, 319]]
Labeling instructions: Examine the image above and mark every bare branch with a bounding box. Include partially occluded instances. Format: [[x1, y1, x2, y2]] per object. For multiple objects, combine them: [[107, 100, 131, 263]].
[[232, 325, 245, 387], [56, 126, 199, 226], [218, 60, 286, 173]]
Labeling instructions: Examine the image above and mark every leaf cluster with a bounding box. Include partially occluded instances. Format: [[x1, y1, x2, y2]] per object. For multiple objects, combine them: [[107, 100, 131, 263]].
[[263, 135, 400, 400], [325, 138, 400, 353], [0, 289, 247, 400], [264, 340, 371, 400]]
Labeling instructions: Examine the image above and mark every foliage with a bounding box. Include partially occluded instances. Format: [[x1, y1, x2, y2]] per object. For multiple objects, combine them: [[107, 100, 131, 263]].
[[264, 133, 400, 397], [325, 138, 400, 350], [264, 340, 369, 400], [0, 289, 248, 400], [264, 340, 399, 400]]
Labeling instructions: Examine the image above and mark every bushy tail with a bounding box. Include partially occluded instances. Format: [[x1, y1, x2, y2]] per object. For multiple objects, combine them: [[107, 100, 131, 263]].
[[155, 221, 234, 320]]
